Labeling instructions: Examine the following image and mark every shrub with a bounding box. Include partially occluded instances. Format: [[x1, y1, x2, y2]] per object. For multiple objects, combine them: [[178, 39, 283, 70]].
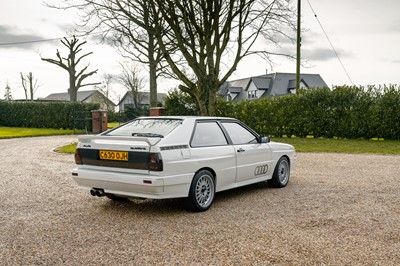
[[214, 85, 400, 140], [164, 89, 199, 115], [0, 101, 99, 130], [124, 106, 149, 120], [375, 85, 400, 140]]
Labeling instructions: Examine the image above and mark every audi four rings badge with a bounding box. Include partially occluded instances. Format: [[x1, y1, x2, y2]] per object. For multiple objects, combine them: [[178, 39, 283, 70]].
[[254, 164, 268, 176]]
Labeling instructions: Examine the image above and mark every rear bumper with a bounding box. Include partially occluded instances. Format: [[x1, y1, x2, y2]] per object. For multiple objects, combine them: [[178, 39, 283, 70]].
[[71, 168, 193, 199]]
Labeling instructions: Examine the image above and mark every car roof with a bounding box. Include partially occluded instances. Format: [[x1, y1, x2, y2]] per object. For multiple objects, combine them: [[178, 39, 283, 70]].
[[137, 116, 237, 121]]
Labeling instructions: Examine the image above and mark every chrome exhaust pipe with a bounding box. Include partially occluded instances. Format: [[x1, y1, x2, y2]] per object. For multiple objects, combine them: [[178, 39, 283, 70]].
[[90, 188, 105, 197], [95, 189, 105, 197]]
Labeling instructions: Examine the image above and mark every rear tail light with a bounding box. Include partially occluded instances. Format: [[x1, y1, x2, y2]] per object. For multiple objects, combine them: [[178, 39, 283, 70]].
[[75, 148, 83, 165], [148, 152, 163, 171]]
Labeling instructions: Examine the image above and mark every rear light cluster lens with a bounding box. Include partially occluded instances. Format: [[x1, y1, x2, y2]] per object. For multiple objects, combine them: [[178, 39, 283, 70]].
[[148, 152, 163, 171], [75, 149, 83, 165]]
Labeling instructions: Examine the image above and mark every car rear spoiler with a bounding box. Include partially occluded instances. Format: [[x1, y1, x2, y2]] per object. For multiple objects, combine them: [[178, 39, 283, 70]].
[[77, 135, 161, 146]]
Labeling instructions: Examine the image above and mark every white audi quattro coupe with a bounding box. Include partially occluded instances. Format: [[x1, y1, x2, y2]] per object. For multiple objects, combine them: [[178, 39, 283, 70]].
[[72, 116, 295, 212]]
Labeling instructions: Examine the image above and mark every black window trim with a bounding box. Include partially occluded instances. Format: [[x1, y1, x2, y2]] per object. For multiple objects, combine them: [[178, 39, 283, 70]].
[[219, 120, 260, 145], [189, 118, 262, 148], [190, 119, 229, 148]]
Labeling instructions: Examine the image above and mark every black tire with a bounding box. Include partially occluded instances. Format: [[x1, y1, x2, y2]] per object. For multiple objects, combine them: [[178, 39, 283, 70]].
[[185, 170, 215, 212], [268, 157, 290, 188]]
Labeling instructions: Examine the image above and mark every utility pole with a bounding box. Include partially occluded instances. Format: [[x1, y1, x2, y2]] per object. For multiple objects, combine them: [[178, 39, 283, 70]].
[[296, 0, 301, 90]]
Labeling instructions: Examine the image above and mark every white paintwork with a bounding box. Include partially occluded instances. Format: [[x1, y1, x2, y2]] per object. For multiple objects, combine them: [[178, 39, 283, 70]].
[[71, 116, 295, 199]]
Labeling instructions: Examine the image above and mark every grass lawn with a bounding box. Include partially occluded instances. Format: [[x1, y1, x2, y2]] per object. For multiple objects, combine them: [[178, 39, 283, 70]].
[[108, 122, 124, 129], [0, 127, 85, 139], [56, 142, 77, 153], [273, 137, 400, 155]]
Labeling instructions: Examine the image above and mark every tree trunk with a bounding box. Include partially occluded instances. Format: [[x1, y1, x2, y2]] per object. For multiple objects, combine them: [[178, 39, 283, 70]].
[[20, 73, 28, 100], [69, 67, 77, 101], [149, 64, 157, 108], [148, 34, 158, 108], [195, 74, 219, 116], [28, 73, 34, 100], [69, 86, 77, 102]]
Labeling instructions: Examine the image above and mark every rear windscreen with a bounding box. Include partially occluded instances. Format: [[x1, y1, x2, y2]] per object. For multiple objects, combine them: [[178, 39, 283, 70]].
[[106, 119, 182, 137]]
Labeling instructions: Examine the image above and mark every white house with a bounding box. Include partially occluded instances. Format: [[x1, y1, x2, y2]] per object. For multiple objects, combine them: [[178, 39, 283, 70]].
[[218, 72, 329, 102], [43, 90, 116, 111], [118, 91, 166, 111]]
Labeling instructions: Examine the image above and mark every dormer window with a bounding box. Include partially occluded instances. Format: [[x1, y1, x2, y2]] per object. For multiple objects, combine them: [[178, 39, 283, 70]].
[[248, 91, 257, 99], [288, 79, 308, 94]]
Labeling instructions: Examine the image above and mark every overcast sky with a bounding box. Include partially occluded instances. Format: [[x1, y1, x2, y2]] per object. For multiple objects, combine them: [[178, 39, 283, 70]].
[[1, 0, 400, 102]]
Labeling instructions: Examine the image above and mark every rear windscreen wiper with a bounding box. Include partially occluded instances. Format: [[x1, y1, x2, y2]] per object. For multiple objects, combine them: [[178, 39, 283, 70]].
[[132, 133, 164, 138]]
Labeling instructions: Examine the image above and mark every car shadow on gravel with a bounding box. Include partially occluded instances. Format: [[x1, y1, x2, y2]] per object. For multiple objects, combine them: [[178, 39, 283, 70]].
[[96, 181, 276, 214], [100, 197, 187, 215], [212, 181, 280, 203]]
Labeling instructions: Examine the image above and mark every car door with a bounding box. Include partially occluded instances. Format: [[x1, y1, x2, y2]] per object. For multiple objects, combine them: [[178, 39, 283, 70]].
[[221, 121, 272, 184], [190, 121, 237, 190]]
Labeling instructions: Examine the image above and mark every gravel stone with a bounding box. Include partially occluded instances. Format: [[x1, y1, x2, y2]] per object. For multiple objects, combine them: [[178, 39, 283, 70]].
[[0, 136, 399, 265]]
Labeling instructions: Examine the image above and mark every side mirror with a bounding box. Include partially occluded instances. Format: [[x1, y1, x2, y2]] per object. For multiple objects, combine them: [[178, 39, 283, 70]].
[[260, 136, 270, 143]]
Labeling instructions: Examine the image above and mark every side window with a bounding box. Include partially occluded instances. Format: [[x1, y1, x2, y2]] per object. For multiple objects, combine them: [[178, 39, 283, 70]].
[[191, 122, 228, 147], [222, 122, 258, 145]]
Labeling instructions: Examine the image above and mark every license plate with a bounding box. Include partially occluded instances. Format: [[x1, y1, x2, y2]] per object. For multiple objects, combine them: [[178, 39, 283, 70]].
[[99, 150, 128, 161]]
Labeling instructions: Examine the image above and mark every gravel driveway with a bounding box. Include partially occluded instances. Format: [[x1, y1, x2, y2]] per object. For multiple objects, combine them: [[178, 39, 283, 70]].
[[0, 136, 399, 265]]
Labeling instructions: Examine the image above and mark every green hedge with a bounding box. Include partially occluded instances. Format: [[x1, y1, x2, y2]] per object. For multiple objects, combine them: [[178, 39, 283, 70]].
[[164, 89, 199, 115], [0, 101, 100, 130], [215, 85, 400, 140]]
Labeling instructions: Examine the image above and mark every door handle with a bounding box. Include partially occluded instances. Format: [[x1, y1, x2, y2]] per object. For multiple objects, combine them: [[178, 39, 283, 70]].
[[237, 148, 245, 153]]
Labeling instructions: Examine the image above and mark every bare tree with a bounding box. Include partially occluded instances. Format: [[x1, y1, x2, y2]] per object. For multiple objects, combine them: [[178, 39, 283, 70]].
[[51, 0, 295, 115], [94, 73, 115, 111], [53, 0, 170, 108], [118, 62, 145, 109], [41, 36, 100, 102], [146, 0, 296, 115], [20, 72, 40, 100]]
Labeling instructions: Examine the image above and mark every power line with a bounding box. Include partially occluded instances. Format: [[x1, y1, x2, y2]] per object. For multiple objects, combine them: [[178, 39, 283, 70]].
[[0, 31, 106, 46], [0, 37, 63, 46], [306, 0, 354, 85]]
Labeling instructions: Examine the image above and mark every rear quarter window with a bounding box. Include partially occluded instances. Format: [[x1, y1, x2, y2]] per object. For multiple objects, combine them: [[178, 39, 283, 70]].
[[191, 122, 228, 147]]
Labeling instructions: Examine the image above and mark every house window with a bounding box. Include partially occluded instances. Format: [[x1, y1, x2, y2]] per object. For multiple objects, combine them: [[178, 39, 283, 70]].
[[248, 91, 257, 99]]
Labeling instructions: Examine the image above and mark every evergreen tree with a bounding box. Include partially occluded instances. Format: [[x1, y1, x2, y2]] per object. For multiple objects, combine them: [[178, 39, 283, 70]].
[[4, 83, 13, 101]]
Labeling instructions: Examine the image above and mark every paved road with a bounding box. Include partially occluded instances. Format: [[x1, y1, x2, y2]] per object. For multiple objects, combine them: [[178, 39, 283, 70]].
[[1, 136, 399, 265]]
